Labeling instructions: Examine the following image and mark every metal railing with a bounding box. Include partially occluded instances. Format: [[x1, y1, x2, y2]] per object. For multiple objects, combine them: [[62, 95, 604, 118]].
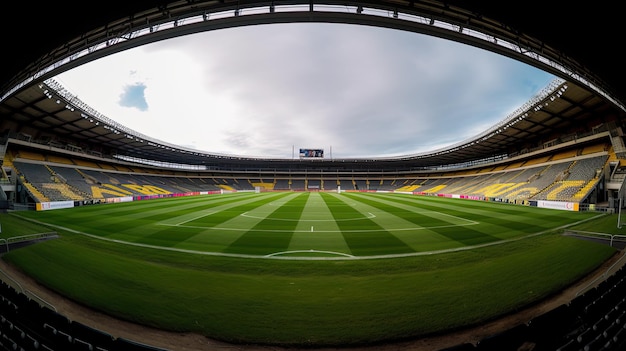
[[0, 232, 58, 253]]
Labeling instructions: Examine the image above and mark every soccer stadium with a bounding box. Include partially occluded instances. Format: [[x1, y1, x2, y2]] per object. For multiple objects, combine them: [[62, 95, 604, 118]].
[[1, 1, 626, 351]]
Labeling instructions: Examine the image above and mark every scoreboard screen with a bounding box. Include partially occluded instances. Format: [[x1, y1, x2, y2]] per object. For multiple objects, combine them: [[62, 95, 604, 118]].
[[299, 148, 324, 158]]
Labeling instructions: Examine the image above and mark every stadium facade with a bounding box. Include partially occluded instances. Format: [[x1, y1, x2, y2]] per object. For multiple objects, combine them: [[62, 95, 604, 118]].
[[2, 2, 626, 351]]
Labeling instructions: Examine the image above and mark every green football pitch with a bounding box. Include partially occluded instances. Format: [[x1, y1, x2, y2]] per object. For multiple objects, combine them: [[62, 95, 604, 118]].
[[1, 192, 619, 346], [9, 191, 604, 257]]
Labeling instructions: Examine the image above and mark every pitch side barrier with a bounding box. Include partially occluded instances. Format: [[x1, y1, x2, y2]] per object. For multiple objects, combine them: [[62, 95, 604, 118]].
[[33, 189, 585, 212], [34, 190, 225, 211], [410, 191, 582, 211]]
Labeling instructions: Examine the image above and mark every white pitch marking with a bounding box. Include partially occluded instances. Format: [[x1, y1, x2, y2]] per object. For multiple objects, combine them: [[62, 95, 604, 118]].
[[240, 212, 375, 221], [265, 250, 355, 258], [158, 222, 479, 232], [175, 212, 215, 225]]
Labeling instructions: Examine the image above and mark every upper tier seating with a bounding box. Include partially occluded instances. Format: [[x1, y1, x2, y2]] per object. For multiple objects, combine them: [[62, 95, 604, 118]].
[[6, 145, 611, 204]]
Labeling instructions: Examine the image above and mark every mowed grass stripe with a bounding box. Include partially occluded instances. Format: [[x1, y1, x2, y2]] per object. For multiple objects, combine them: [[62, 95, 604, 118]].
[[289, 192, 351, 254], [377, 193, 548, 236], [223, 193, 309, 255], [325, 192, 462, 251], [405, 193, 590, 226], [15, 196, 211, 235], [320, 192, 415, 255], [17, 193, 259, 238], [136, 192, 292, 249], [112, 193, 278, 242], [157, 193, 298, 252], [381, 193, 595, 238], [102, 193, 284, 243], [159, 192, 285, 226], [343, 192, 500, 247], [357, 194, 477, 226]]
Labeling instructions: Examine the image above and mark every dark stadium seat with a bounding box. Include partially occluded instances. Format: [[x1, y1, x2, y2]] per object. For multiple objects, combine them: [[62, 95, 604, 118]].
[[611, 325, 626, 349], [40, 306, 73, 338], [0, 281, 174, 351], [463, 266, 626, 351], [527, 303, 580, 348], [70, 320, 115, 350], [525, 267, 626, 351], [554, 338, 577, 351]]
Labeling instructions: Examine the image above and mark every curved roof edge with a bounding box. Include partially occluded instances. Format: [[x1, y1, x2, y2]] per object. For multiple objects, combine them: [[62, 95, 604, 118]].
[[2, 1, 624, 113], [43, 75, 567, 165]]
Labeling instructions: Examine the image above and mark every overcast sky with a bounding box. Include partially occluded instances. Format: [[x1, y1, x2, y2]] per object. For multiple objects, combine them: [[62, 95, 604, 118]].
[[53, 22, 555, 159]]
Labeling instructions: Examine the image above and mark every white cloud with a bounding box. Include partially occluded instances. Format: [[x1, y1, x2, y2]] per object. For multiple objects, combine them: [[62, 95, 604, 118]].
[[54, 22, 554, 158]]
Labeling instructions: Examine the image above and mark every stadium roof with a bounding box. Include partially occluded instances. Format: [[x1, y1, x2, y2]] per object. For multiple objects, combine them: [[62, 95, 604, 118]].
[[1, 1, 625, 170]]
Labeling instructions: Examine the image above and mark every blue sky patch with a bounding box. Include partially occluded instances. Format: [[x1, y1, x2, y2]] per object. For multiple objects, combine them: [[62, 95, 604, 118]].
[[119, 83, 148, 111]]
